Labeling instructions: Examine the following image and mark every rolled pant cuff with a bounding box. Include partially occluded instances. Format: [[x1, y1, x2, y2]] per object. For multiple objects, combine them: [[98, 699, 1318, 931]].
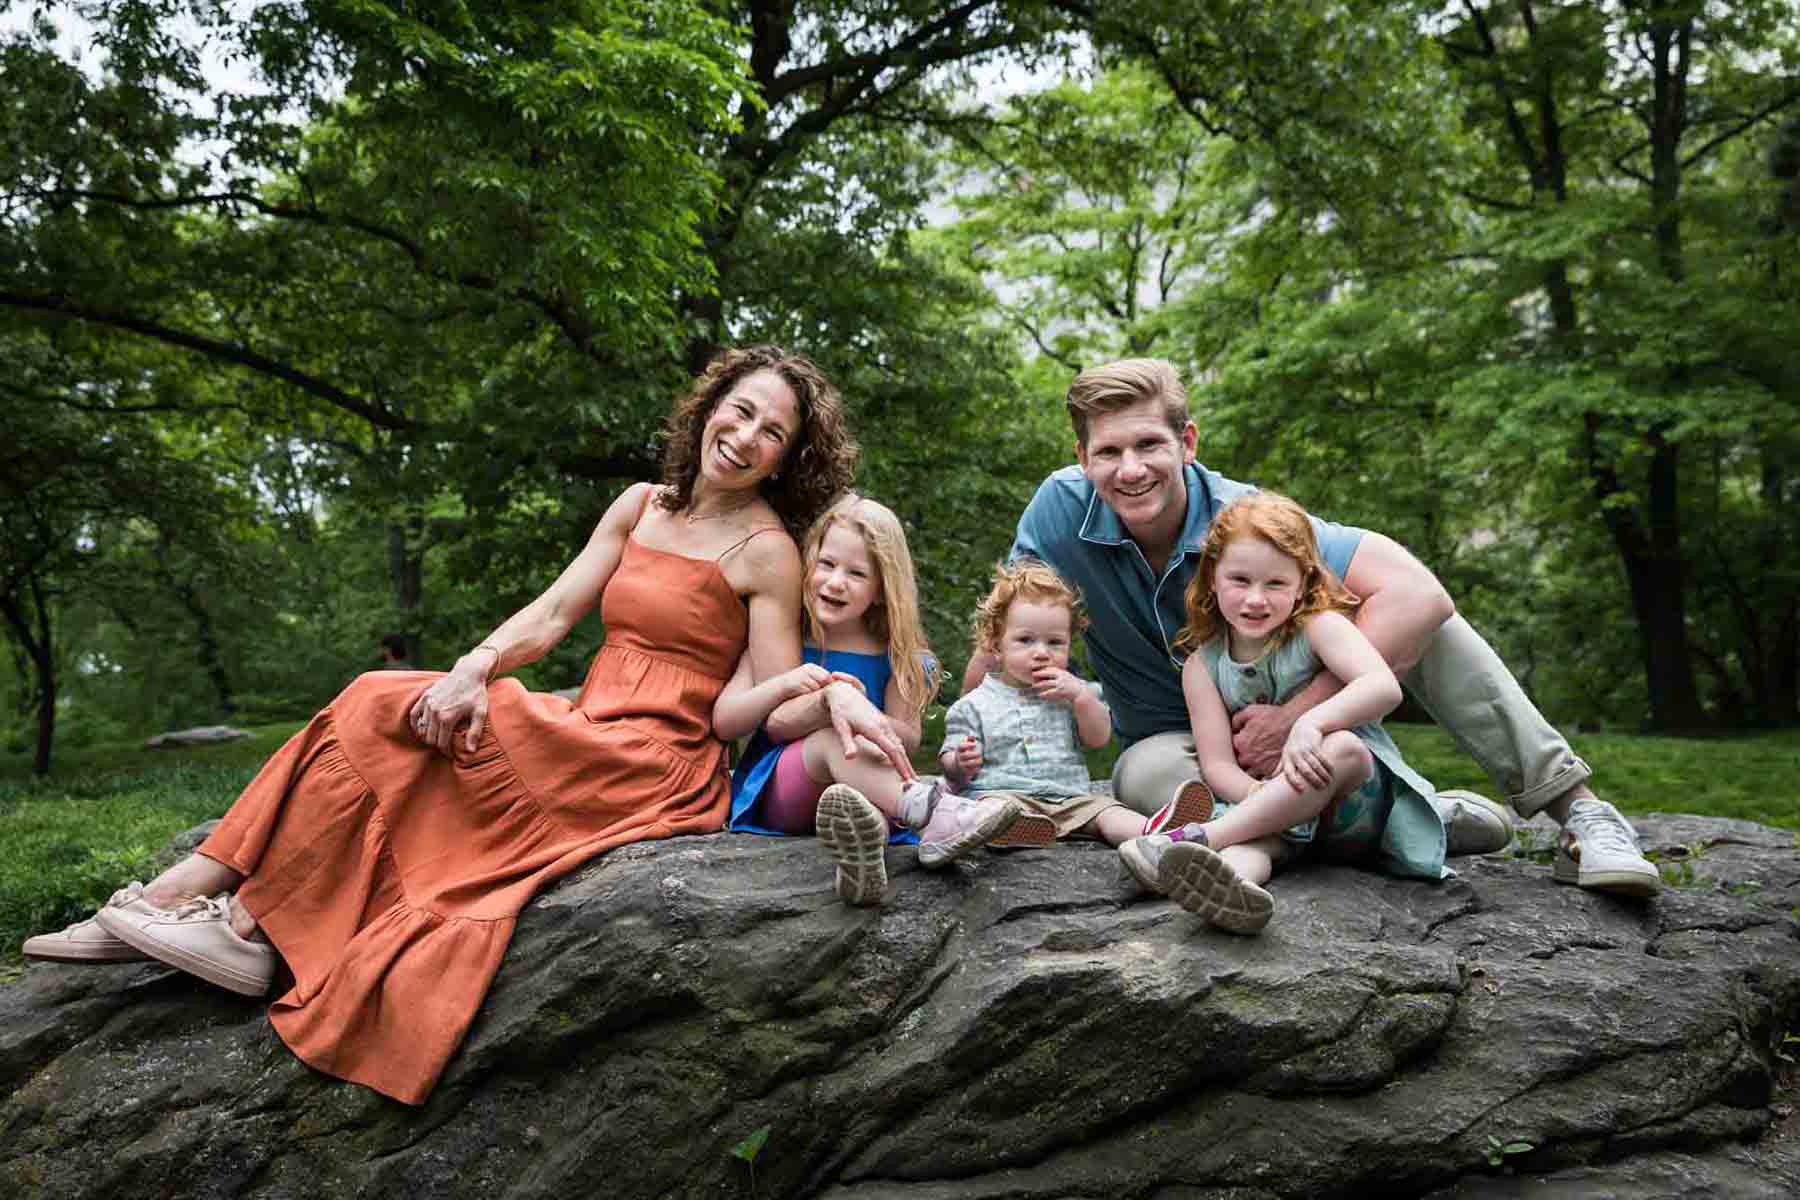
[[1508, 756, 1591, 818]]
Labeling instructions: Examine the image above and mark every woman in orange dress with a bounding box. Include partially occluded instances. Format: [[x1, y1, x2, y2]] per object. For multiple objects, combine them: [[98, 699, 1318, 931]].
[[22, 346, 898, 1104]]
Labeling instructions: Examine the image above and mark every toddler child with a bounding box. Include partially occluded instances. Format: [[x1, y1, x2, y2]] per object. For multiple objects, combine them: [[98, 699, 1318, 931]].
[[940, 561, 1213, 850]]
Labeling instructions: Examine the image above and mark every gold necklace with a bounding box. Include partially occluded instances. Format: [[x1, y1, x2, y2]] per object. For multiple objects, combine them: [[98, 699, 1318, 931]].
[[684, 498, 754, 525]]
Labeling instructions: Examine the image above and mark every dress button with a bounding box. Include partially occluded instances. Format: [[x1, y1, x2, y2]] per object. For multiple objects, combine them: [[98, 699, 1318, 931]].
[[1241, 666, 1256, 677], [1255, 694, 1269, 704]]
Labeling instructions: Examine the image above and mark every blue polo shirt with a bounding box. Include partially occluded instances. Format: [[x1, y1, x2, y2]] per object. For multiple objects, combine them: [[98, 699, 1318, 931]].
[[1011, 463, 1365, 747]]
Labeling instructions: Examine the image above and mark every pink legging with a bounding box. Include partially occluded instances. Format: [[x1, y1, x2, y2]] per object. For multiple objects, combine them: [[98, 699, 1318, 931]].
[[759, 742, 828, 834]]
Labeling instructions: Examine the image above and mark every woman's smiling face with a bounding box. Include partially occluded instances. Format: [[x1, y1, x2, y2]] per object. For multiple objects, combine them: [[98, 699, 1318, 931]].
[[698, 369, 800, 490]]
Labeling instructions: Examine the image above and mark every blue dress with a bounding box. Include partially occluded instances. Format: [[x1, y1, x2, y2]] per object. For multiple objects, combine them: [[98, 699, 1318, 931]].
[[1198, 630, 1447, 880], [728, 646, 919, 844]]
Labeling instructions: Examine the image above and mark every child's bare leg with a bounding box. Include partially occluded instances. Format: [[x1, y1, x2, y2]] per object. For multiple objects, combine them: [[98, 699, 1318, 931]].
[[800, 729, 907, 821], [1219, 837, 1278, 887], [1201, 733, 1372, 851], [1089, 805, 1149, 847]]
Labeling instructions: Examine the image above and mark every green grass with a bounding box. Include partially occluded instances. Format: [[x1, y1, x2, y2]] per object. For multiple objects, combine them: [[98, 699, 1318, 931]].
[[1384, 722, 1800, 829], [5, 717, 1797, 967], [0, 722, 306, 967]]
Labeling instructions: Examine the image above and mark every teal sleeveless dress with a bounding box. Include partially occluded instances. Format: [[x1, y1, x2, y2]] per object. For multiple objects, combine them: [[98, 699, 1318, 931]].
[[1199, 631, 1447, 880]]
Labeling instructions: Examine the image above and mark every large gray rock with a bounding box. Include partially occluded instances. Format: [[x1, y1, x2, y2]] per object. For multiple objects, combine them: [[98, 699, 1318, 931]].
[[2, 813, 1795, 1199]]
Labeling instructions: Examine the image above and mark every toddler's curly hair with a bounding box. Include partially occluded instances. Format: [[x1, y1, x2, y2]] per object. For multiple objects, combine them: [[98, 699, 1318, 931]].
[[972, 560, 1088, 655]]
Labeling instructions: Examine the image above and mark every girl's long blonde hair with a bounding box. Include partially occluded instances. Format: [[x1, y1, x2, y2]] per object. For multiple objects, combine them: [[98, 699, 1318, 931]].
[[801, 494, 942, 719], [1174, 491, 1360, 654]]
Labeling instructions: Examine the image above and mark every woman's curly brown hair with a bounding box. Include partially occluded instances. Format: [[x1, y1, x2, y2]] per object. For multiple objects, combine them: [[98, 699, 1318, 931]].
[[1174, 491, 1360, 654], [656, 345, 859, 541]]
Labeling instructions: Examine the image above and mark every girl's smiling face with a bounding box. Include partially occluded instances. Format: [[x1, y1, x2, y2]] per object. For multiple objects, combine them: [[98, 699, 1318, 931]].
[[1212, 534, 1301, 654], [809, 521, 882, 635]]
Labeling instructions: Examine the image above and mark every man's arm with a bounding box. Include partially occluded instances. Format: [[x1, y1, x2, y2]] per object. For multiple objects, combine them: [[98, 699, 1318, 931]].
[[1230, 532, 1454, 776]]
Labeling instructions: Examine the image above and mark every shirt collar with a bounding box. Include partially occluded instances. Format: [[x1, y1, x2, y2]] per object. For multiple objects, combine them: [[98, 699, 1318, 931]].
[[1077, 463, 1214, 563]]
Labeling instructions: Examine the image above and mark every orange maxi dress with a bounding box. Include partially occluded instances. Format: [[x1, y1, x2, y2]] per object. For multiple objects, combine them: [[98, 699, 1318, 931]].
[[199, 534, 748, 1104]]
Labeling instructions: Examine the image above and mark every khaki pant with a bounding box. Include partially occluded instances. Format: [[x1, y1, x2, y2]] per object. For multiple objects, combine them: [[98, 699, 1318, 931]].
[[1112, 615, 1589, 819]]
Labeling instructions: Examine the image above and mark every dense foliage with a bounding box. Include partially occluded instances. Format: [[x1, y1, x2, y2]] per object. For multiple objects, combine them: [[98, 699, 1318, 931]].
[[2, 1, 1796, 773]]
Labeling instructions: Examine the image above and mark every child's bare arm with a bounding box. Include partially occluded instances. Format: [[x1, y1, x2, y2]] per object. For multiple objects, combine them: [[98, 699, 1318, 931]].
[[1072, 683, 1111, 749], [711, 652, 834, 741], [1296, 612, 1402, 731]]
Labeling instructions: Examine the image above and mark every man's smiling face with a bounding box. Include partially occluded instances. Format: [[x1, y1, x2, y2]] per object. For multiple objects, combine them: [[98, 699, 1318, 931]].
[[1076, 397, 1198, 545]]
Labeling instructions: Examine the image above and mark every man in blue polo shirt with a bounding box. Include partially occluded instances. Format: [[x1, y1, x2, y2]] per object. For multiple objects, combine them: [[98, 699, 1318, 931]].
[[962, 358, 1659, 896]]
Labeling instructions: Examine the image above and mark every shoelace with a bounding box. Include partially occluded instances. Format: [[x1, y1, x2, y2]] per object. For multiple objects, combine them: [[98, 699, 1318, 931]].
[[170, 894, 232, 923], [1568, 801, 1638, 854], [107, 881, 146, 907]]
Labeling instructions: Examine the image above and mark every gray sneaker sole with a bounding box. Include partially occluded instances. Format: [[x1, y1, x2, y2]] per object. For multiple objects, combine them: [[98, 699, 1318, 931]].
[[94, 908, 274, 996], [816, 785, 890, 906], [1159, 842, 1274, 934]]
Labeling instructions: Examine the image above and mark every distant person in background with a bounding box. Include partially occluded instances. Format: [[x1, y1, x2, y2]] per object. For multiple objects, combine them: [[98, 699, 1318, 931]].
[[21, 345, 888, 1106], [376, 633, 413, 670]]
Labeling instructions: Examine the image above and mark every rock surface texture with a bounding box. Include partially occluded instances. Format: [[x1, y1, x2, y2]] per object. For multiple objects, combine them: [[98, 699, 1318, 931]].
[[3, 813, 1796, 1199]]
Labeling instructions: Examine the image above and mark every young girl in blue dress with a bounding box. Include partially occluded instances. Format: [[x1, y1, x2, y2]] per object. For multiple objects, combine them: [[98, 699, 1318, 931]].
[[717, 494, 1022, 905], [1119, 492, 1451, 934]]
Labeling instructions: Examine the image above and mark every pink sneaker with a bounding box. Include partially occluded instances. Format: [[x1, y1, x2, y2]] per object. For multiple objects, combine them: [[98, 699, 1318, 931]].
[[917, 796, 1024, 869], [22, 882, 155, 963], [96, 893, 275, 996], [22, 882, 157, 962]]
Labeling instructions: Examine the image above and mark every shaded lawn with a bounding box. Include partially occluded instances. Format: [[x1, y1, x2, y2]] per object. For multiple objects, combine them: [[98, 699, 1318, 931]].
[[4, 718, 1796, 966]]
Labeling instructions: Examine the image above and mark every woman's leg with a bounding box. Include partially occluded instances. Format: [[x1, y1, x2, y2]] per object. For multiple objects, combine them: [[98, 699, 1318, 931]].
[[142, 853, 261, 939]]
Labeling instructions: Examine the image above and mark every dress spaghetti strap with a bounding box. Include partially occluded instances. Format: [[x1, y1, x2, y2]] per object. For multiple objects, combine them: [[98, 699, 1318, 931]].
[[716, 525, 787, 562], [628, 482, 657, 532]]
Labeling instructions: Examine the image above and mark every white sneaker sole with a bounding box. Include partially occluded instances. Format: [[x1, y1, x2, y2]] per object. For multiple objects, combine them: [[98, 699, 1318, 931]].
[[816, 785, 890, 906], [1554, 854, 1662, 897]]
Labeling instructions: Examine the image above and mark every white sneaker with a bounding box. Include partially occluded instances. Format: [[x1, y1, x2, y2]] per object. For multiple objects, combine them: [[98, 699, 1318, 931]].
[[1553, 798, 1661, 896], [1434, 790, 1513, 856]]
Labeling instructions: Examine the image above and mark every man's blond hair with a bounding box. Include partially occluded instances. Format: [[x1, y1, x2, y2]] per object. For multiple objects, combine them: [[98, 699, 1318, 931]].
[[1065, 358, 1190, 447]]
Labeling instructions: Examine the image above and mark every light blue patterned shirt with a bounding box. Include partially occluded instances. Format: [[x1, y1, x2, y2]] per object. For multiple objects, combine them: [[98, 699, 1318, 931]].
[[941, 674, 1102, 800]]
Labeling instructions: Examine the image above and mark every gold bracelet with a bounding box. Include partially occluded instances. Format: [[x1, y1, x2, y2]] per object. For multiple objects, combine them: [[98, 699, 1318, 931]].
[[471, 643, 502, 679]]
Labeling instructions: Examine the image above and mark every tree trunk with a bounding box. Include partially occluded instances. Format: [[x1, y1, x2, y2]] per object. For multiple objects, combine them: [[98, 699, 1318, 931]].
[[387, 516, 425, 665], [1, 577, 57, 776]]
